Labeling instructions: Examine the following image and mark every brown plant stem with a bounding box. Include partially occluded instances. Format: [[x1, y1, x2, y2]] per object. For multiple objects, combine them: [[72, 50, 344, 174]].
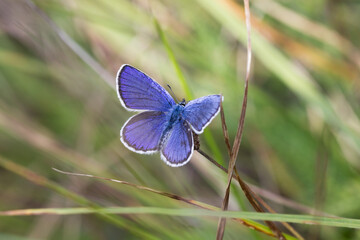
[[220, 95, 287, 238], [197, 149, 304, 240], [216, 0, 253, 238], [219, 97, 285, 239]]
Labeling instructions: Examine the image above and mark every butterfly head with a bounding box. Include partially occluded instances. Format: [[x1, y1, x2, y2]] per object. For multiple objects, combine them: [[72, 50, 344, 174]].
[[179, 98, 186, 106]]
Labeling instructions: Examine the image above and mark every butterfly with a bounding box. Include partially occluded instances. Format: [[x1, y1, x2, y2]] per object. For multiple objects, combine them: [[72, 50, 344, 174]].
[[117, 64, 222, 167]]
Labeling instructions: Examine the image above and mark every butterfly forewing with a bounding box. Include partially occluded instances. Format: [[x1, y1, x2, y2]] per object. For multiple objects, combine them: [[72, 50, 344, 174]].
[[183, 95, 222, 134], [121, 111, 168, 153], [160, 119, 194, 167], [117, 65, 176, 111]]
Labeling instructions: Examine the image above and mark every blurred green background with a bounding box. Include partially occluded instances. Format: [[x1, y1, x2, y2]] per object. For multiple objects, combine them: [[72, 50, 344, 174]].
[[0, 0, 360, 239]]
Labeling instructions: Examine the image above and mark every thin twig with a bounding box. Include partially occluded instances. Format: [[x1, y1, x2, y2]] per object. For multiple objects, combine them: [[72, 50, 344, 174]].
[[219, 95, 265, 216], [52, 168, 209, 209], [197, 149, 227, 172], [222, 94, 285, 238], [220, 99, 231, 156], [233, 168, 287, 239]]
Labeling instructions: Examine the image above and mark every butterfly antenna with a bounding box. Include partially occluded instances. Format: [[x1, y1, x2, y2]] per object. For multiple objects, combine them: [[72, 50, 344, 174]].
[[167, 84, 180, 103]]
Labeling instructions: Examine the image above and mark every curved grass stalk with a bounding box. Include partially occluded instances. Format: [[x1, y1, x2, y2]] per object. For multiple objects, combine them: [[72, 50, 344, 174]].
[[51, 168, 291, 239]]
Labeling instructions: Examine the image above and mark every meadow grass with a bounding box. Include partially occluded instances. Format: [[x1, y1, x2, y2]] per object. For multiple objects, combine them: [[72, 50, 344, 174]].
[[0, 0, 360, 239]]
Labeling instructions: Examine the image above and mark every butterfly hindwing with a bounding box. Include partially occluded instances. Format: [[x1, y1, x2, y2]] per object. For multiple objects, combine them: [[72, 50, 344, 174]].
[[183, 95, 222, 134], [160, 119, 194, 167], [121, 111, 168, 154], [117, 65, 176, 111]]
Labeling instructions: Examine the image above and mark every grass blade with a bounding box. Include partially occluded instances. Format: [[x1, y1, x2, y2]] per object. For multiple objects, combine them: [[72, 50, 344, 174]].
[[2, 207, 360, 230]]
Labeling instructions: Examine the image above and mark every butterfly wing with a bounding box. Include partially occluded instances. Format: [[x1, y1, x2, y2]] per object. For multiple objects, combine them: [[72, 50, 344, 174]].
[[183, 95, 222, 134], [160, 119, 194, 167], [117, 64, 176, 111], [121, 111, 168, 154]]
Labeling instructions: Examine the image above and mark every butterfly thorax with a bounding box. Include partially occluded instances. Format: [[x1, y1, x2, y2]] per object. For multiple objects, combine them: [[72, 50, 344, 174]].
[[168, 104, 185, 125]]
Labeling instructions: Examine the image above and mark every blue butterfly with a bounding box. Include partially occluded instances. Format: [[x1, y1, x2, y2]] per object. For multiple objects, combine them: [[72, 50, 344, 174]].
[[117, 65, 222, 167]]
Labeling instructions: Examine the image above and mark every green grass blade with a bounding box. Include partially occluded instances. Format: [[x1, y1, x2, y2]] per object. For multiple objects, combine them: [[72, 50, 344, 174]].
[[153, 17, 224, 163], [2, 207, 359, 229], [153, 18, 193, 100]]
